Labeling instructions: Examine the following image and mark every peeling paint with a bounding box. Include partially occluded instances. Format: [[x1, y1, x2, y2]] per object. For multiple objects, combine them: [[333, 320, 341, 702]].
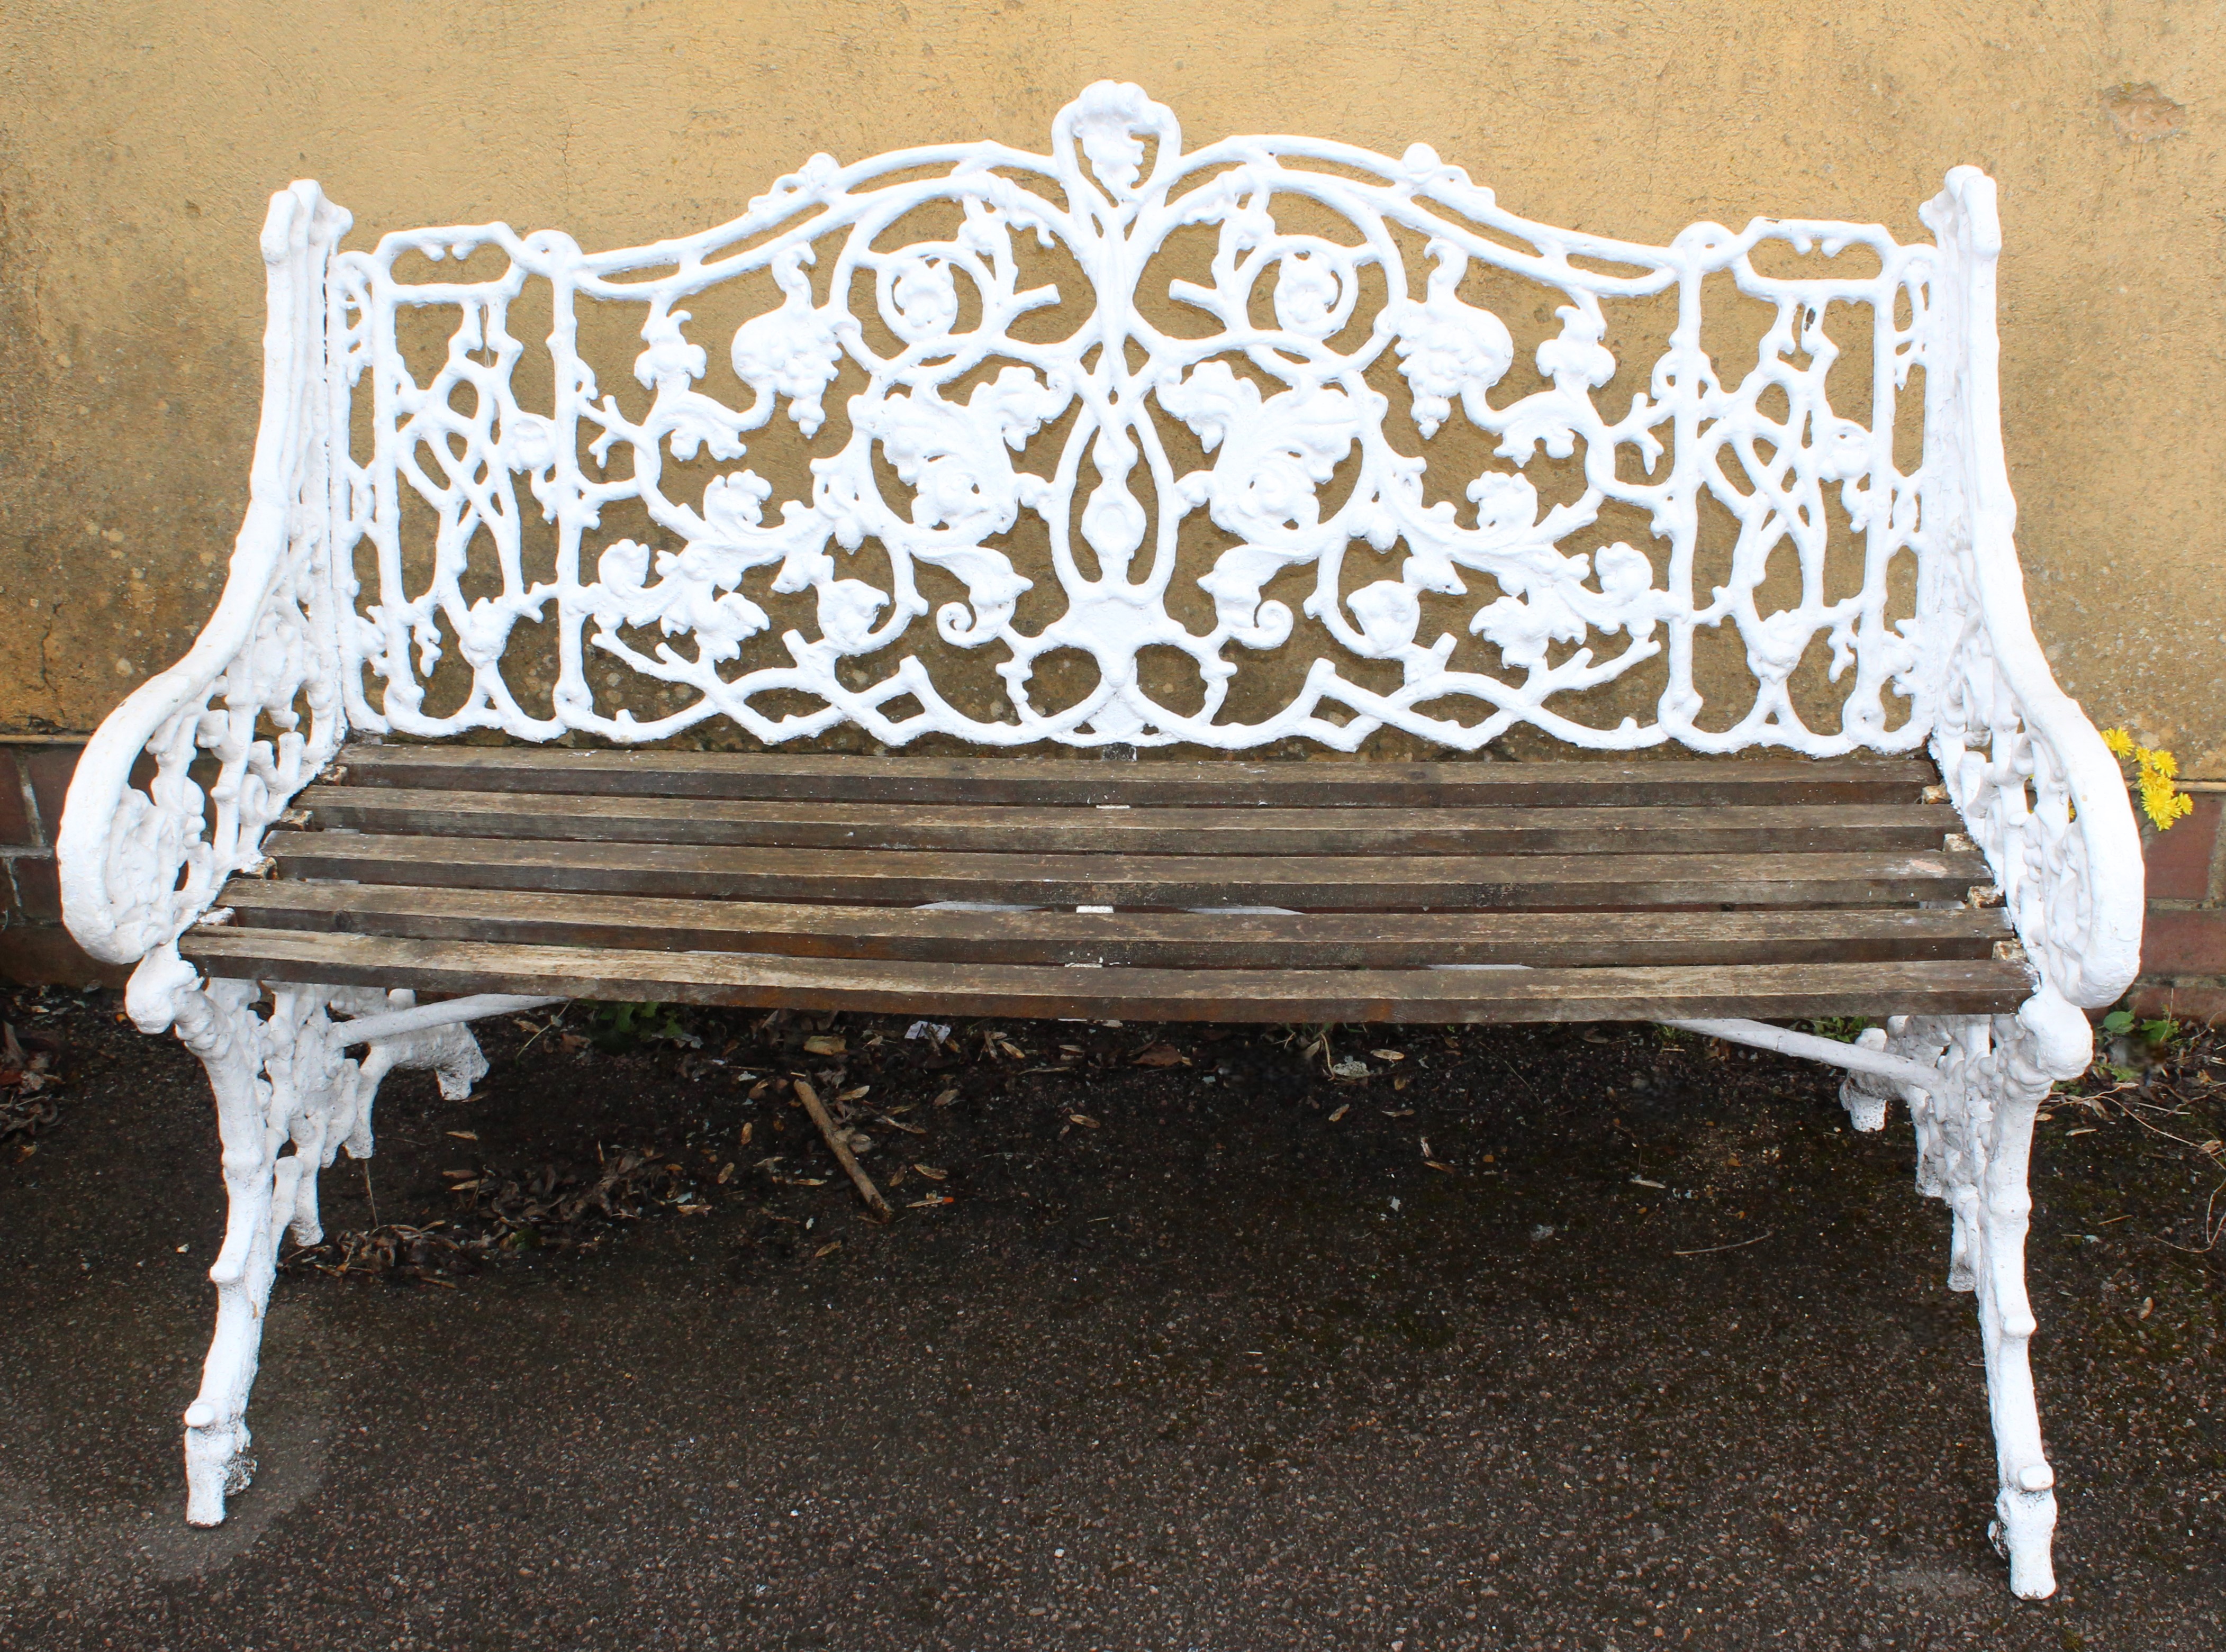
[[2100, 81, 2185, 142]]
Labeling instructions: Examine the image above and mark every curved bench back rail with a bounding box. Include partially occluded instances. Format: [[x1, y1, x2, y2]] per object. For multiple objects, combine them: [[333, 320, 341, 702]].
[[59, 84, 2137, 1001]]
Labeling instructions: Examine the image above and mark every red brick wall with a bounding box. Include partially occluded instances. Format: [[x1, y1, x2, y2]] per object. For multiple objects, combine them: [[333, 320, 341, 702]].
[[2134, 791, 2226, 1025], [0, 742, 132, 990], [5, 742, 2225, 1020]]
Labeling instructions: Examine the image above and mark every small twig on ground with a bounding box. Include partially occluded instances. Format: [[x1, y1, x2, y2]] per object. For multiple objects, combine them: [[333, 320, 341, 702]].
[[2100, 1094, 2217, 1157], [515, 1005, 572, 1058], [2156, 1179, 2226, 1256], [1672, 1229, 1777, 1258], [795, 1079, 891, 1221], [1491, 1056, 1541, 1105], [2054, 1022, 2226, 1257]]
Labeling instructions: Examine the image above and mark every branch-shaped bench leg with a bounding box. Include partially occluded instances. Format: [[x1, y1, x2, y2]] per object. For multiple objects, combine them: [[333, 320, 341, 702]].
[[167, 977, 272, 1526], [147, 963, 490, 1524], [1844, 1003, 2077, 1599]]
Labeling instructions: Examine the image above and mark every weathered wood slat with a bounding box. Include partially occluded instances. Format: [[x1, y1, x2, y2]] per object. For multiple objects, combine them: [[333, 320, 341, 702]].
[[214, 881, 2011, 967], [298, 786, 1959, 856], [178, 928, 2035, 1022], [332, 745, 1936, 809], [247, 745, 1998, 1016], [261, 832, 1990, 910]]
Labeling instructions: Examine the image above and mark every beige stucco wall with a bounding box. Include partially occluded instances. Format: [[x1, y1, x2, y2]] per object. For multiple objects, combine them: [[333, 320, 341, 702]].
[[2, 1, 2220, 767]]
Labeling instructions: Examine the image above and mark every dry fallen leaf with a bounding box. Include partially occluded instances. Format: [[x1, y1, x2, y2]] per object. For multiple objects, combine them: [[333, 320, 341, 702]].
[[803, 1034, 846, 1055], [912, 1164, 949, 1182], [1380, 1108, 1414, 1119], [716, 1161, 736, 1185], [738, 1122, 753, 1147], [997, 1040, 1027, 1061], [1424, 1160, 1454, 1174], [812, 1240, 843, 1259], [838, 1085, 871, 1102], [932, 1088, 961, 1108], [1133, 1043, 1188, 1068], [446, 1130, 479, 1141], [1069, 1113, 1101, 1130], [1370, 1049, 1406, 1062], [1327, 1103, 1350, 1123], [440, 1168, 478, 1181]]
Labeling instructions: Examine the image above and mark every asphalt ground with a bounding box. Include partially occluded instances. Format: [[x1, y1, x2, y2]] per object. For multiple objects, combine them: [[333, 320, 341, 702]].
[[1, 987, 2220, 1650]]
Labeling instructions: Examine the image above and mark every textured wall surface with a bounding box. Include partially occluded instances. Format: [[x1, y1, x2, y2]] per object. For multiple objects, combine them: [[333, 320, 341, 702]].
[[0, 1, 2220, 767]]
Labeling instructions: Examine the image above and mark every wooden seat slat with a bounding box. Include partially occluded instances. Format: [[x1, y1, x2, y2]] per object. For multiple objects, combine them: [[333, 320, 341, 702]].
[[213, 881, 2011, 968], [334, 745, 1936, 809], [179, 928, 2034, 1023], [261, 832, 1990, 911], [298, 786, 1959, 857]]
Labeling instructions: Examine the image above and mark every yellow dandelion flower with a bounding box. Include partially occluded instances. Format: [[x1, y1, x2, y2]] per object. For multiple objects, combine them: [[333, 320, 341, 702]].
[[2105, 728, 2191, 830], [2137, 770, 2192, 830]]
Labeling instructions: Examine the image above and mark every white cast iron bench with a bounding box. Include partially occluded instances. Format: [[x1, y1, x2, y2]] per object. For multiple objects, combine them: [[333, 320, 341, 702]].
[[58, 85, 2141, 1597]]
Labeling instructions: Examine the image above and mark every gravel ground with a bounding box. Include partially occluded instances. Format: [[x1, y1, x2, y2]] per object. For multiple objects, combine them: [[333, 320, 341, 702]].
[[0, 986, 2220, 1650]]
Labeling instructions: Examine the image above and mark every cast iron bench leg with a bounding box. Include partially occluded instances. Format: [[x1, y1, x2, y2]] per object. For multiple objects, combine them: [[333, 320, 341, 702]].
[[1847, 1010, 2062, 1599], [156, 970, 492, 1524]]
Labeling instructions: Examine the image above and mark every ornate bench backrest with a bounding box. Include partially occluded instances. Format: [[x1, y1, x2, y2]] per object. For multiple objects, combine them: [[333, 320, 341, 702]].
[[333, 83, 1945, 756]]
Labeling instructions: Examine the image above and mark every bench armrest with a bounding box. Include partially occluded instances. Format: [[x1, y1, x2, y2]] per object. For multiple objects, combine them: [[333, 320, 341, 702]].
[[57, 183, 354, 969], [1921, 169, 2142, 1018]]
